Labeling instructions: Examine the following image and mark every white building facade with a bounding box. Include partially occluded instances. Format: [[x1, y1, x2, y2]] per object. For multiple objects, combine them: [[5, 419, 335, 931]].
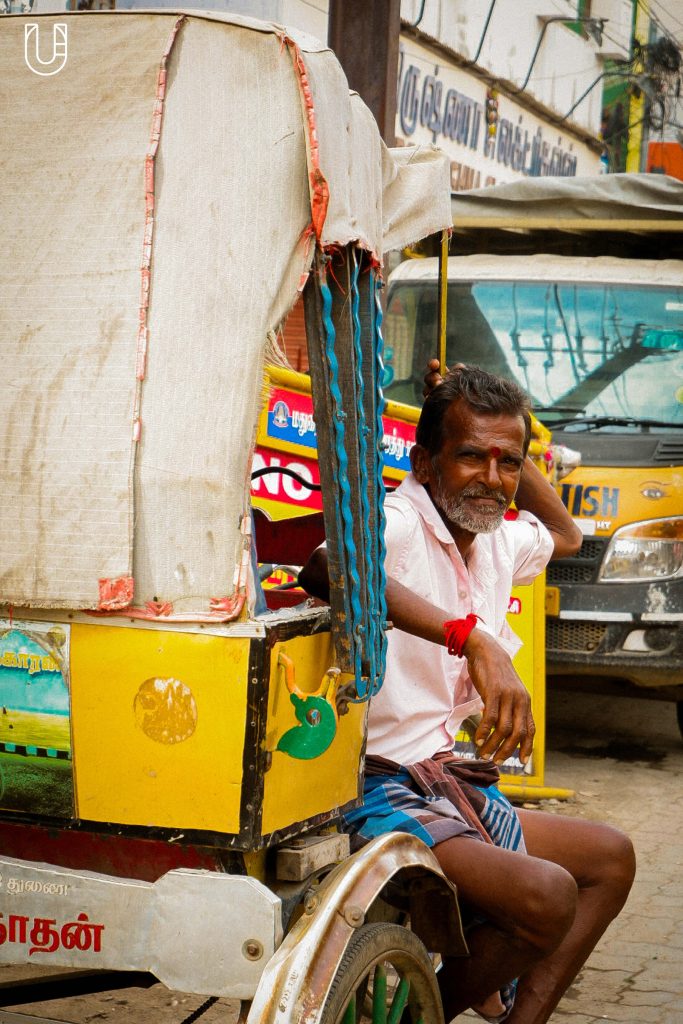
[[278, 0, 634, 185]]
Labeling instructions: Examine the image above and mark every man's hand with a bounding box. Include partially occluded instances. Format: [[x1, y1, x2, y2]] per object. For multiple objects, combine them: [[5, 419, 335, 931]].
[[462, 628, 535, 766], [422, 357, 445, 397], [297, 546, 330, 602], [422, 358, 467, 398], [298, 560, 536, 766], [379, 576, 536, 767]]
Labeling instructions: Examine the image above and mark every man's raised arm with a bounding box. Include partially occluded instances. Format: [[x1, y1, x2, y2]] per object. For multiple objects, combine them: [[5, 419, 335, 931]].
[[513, 454, 582, 559]]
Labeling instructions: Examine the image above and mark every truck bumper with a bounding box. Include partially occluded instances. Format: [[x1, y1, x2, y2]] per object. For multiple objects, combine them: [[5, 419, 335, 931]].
[[545, 571, 683, 696], [547, 615, 683, 696]]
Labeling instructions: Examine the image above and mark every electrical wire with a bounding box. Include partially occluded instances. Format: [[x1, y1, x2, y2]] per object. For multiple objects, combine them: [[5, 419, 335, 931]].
[[647, 0, 683, 37], [540, 0, 637, 57], [635, 0, 683, 43], [522, 63, 628, 83], [405, 0, 427, 29]]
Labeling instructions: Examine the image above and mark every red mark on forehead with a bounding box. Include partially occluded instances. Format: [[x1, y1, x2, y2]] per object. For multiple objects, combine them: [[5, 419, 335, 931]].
[[490, 446, 502, 458]]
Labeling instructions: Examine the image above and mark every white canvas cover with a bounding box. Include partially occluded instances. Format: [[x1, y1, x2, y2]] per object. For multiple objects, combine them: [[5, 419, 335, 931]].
[[0, 11, 451, 615], [390, 254, 683, 288], [0, 14, 175, 610], [451, 173, 683, 228]]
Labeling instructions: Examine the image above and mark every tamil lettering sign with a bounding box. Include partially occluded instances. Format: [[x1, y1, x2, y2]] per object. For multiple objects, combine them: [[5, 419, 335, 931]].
[[253, 384, 419, 514], [397, 38, 599, 189], [0, 858, 281, 998]]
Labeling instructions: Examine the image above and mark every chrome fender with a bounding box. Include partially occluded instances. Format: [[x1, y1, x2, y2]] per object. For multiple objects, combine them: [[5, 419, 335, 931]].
[[247, 831, 465, 1024]]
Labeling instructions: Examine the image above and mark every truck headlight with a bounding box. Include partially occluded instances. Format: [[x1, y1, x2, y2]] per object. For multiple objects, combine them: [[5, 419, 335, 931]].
[[599, 518, 683, 582]]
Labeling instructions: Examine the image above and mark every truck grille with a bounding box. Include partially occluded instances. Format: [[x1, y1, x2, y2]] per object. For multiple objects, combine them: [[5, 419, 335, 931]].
[[653, 439, 683, 464], [547, 537, 608, 585], [546, 619, 607, 653]]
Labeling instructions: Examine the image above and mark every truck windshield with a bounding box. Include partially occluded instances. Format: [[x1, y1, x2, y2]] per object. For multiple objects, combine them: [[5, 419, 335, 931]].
[[383, 279, 683, 428]]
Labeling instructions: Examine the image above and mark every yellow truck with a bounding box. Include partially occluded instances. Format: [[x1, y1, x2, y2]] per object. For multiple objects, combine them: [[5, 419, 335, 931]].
[[382, 174, 683, 737]]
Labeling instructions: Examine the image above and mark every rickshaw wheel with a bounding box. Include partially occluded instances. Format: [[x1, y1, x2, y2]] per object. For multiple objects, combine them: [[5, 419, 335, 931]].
[[320, 922, 444, 1024]]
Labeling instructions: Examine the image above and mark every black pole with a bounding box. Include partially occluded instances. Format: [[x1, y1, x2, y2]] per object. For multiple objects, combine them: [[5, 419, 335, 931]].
[[328, 0, 401, 145]]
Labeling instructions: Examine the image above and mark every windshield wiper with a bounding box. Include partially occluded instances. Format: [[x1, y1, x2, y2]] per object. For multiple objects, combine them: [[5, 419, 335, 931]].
[[533, 405, 586, 415], [550, 415, 683, 430]]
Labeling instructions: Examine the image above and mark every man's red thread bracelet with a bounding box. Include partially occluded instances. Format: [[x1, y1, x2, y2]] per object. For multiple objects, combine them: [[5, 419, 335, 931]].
[[443, 614, 480, 657]]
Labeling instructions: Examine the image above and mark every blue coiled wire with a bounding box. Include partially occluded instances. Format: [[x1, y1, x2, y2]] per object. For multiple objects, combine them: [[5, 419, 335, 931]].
[[350, 251, 376, 697], [372, 269, 388, 693], [320, 262, 364, 688]]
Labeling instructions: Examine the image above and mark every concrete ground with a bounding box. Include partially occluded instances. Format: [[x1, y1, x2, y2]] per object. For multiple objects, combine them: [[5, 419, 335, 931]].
[[0, 688, 681, 1023], [537, 687, 683, 1024]]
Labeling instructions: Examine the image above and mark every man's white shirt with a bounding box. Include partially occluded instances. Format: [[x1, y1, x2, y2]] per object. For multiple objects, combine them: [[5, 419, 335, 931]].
[[367, 472, 554, 764]]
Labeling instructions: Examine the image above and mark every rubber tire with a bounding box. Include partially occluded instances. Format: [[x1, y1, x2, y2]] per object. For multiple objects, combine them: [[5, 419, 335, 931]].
[[320, 922, 445, 1024]]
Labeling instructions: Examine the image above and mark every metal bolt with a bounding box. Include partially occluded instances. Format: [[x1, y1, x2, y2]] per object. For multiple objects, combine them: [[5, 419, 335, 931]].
[[343, 904, 364, 928], [303, 890, 319, 915], [243, 940, 264, 961], [306, 708, 321, 725]]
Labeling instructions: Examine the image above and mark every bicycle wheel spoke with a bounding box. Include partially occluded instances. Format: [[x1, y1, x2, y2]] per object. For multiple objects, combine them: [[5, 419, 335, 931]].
[[341, 993, 356, 1024], [321, 922, 444, 1024], [372, 963, 388, 1023], [386, 976, 410, 1024]]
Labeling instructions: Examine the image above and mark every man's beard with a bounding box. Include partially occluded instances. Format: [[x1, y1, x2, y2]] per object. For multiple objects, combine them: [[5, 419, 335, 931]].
[[431, 473, 508, 534]]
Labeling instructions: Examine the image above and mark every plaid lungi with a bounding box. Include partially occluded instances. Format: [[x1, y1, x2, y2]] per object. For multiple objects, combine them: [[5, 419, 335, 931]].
[[341, 752, 526, 854]]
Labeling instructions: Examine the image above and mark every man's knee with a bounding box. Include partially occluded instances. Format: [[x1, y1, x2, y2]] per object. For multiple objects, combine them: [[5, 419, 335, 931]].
[[587, 824, 636, 906], [510, 859, 578, 957], [434, 835, 578, 957]]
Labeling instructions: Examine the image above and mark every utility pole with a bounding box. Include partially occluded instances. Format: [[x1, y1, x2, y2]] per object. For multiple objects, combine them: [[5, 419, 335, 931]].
[[328, 0, 401, 145]]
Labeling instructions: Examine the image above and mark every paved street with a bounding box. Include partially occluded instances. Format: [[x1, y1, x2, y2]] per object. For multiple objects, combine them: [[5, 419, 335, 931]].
[[1, 688, 681, 1024], [540, 688, 683, 1024]]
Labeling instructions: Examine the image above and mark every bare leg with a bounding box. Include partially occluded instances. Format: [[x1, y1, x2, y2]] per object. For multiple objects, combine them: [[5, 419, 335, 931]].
[[431, 836, 578, 1021], [505, 809, 636, 1024], [433, 811, 634, 1023]]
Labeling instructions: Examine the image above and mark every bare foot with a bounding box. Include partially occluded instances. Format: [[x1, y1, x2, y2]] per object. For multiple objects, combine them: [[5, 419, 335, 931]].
[[471, 989, 506, 1021]]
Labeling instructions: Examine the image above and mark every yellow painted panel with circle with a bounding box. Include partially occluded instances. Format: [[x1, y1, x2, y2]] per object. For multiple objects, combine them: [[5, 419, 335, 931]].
[[261, 633, 367, 835], [70, 623, 249, 832]]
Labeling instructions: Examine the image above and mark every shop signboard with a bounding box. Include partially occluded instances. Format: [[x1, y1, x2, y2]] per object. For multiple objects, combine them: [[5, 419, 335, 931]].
[[397, 37, 600, 190]]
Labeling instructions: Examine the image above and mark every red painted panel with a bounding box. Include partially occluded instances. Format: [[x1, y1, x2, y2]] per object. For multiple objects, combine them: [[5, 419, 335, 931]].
[[0, 822, 225, 882]]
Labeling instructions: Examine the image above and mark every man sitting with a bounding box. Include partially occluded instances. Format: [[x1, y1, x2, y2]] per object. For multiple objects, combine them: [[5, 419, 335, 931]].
[[299, 364, 635, 1023]]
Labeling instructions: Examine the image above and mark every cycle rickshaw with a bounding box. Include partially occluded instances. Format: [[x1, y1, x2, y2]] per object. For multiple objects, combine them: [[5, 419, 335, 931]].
[[0, 10, 462, 1022]]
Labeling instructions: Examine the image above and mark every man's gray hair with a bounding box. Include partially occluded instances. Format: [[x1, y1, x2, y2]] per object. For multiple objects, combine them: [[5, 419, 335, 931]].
[[415, 365, 532, 455]]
